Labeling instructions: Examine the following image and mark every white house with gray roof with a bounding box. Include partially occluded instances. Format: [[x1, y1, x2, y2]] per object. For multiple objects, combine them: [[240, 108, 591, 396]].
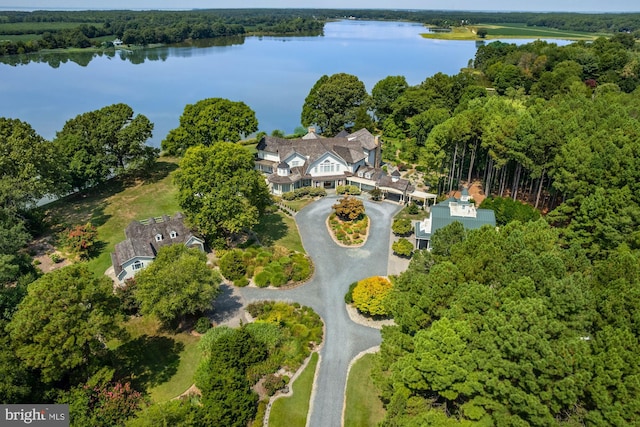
[[111, 213, 205, 283], [256, 128, 420, 202]]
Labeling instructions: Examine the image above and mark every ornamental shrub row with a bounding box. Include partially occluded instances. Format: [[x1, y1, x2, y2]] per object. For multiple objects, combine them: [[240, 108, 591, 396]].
[[281, 186, 327, 200]]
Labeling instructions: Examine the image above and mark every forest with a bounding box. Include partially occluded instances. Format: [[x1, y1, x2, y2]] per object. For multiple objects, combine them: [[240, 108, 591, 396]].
[[1, 8, 640, 56]]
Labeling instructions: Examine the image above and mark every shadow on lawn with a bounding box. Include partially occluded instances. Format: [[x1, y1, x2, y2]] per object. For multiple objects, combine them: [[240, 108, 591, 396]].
[[114, 335, 184, 389], [254, 213, 288, 246]]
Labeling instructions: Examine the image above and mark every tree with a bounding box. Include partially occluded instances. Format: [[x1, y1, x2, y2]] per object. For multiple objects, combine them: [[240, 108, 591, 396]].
[[371, 75, 408, 123], [332, 196, 365, 221], [477, 28, 488, 38], [352, 276, 393, 316], [301, 73, 369, 135], [134, 245, 221, 327], [54, 103, 156, 189], [392, 238, 414, 257], [162, 98, 258, 156], [174, 143, 271, 243], [6, 264, 122, 383], [61, 222, 99, 260]]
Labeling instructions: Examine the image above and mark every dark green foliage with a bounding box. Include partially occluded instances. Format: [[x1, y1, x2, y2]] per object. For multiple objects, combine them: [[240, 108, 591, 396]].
[[195, 317, 212, 334], [262, 374, 286, 396], [175, 143, 271, 241], [54, 103, 156, 189], [281, 186, 327, 201], [7, 264, 123, 384], [114, 278, 140, 316], [219, 249, 246, 281], [301, 73, 369, 135], [430, 221, 466, 258], [369, 188, 383, 201], [377, 220, 640, 425], [344, 281, 358, 304], [126, 400, 201, 427], [479, 196, 541, 226], [162, 98, 258, 156], [336, 185, 362, 195], [406, 203, 420, 215], [134, 245, 221, 327]]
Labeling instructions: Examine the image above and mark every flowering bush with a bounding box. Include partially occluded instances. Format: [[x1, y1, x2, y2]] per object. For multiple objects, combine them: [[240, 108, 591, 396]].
[[62, 222, 98, 259]]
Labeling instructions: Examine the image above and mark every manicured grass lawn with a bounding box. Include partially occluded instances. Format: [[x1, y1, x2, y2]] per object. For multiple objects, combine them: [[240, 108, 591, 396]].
[[283, 197, 316, 212], [344, 353, 386, 427], [254, 211, 305, 253], [110, 316, 201, 402], [394, 204, 429, 221], [43, 157, 180, 277], [268, 352, 319, 427]]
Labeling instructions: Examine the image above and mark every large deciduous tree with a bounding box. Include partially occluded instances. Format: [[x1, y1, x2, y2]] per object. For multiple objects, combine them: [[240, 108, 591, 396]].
[[134, 245, 221, 327], [371, 75, 408, 124], [6, 264, 122, 383], [301, 73, 369, 136], [174, 143, 271, 244], [162, 98, 258, 156], [54, 103, 156, 189]]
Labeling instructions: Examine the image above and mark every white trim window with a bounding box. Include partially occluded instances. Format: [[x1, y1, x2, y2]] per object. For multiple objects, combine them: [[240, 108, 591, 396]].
[[155, 234, 163, 242], [132, 260, 143, 271], [170, 231, 177, 239]]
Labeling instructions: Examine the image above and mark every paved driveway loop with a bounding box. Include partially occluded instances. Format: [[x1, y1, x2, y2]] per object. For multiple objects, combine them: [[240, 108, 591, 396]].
[[240, 197, 400, 427]]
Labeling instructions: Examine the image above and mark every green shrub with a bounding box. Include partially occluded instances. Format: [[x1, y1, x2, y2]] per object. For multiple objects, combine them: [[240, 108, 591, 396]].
[[219, 249, 246, 281], [392, 238, 414, 257], [254, 271, 271, 288], [234, 277, 249, 287], [251, 400, 269, 427], [479, 196, 540, 226], [271, 272, 288, 287], [392, 218, 413, 236], [282, 191, 296, 201], [345, 281, 358, 304], [195, 317, 212, 334], [369, 188, 383, 201], [50, 253, 62, 263], [352, 276, 393, 316], [407, 203, 420, 215], [263, 374, 286, 397]]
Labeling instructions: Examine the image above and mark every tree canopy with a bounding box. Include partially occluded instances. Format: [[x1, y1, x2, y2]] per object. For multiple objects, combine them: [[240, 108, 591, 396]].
[[134, 245, 221, 327], [6, 264, 122, 383], [54, 103, 156, 189], [174, 143, 271, 244], [301, 73, 369, 136], [162, 98, 258, 156], [375, 220, 640, 426]]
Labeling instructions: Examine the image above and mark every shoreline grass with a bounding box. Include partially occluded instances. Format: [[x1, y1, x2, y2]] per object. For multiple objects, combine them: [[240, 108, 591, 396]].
[[268, 352, 319, 427], [421, 23, 608, 41]]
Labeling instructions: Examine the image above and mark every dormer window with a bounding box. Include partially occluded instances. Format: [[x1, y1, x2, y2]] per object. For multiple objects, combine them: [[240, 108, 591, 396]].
[[132, 260, 143, 270], [155, 234, 163, 242], [170, 231, 177, 239]]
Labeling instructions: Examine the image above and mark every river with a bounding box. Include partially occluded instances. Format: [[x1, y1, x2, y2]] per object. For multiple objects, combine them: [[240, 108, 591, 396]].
[[0, 20, 568, 146]]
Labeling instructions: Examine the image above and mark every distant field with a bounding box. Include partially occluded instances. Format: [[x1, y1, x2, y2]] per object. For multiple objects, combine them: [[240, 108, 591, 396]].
[[0, 34, 39, 42], [422, 23, 609, 41]]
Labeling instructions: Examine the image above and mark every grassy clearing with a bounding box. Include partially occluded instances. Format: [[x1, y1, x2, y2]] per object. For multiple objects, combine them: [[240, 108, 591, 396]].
[[282, 198, 316, 212], [344, 353, 386, 427], [254, 211, 305, 253], [43, 158, 180, 277], [268, 352, 319, 427], [394, 204, 429, 221], [110, 316, 201, 403], [422, 23, 606, 41]]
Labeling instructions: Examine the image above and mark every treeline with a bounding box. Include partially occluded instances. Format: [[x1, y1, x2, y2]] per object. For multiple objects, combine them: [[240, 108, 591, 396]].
[[0, 9, 324, 56]]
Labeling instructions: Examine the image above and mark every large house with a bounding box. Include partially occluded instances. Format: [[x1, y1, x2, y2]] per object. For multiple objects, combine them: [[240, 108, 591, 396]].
[[111, 213, 205, 283], [256, 128, 431, 204], [415, 188, 496, 250]]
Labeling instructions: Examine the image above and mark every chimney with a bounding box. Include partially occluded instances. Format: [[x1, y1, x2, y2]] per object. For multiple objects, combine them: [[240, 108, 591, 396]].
[[374, 135, 381, 168]]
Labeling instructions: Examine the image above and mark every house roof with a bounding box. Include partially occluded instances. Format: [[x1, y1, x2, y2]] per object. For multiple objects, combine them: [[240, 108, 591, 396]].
[[111, 213, 202, 277], [257, 128, 376, 170], [415, 198, 496, 241]]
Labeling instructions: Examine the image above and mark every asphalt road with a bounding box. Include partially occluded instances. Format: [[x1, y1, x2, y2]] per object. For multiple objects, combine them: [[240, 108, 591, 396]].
[[239, 197, 400, 427]]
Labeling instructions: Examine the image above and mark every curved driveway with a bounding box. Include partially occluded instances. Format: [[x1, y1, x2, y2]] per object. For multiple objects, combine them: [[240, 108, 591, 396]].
[[239, 197, 400, 427]]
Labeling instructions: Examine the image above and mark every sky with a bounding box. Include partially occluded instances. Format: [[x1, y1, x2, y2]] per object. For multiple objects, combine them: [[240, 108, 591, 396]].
[[1, 0, 639, 13]]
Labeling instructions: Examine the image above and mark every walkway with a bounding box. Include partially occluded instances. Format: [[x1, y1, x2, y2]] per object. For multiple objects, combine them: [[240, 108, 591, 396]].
[[239, 197, 401, 427]]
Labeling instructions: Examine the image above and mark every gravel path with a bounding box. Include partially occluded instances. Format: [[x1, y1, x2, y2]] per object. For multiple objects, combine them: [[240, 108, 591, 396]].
[[239, 197, 401, 427]]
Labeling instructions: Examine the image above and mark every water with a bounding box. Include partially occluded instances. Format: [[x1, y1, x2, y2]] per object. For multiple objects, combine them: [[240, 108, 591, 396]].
[[0, 20, 567, 146]]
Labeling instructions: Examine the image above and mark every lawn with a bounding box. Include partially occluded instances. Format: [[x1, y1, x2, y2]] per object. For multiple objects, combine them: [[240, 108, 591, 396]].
[[268, 352, 319, 427], [394, 204, 429, 221], [344, 353, 386, 427], [254, 210, 305, 253], [110, 316, 201, 403], [422, 23, 607, 41], [43, 157, 180, 277]]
